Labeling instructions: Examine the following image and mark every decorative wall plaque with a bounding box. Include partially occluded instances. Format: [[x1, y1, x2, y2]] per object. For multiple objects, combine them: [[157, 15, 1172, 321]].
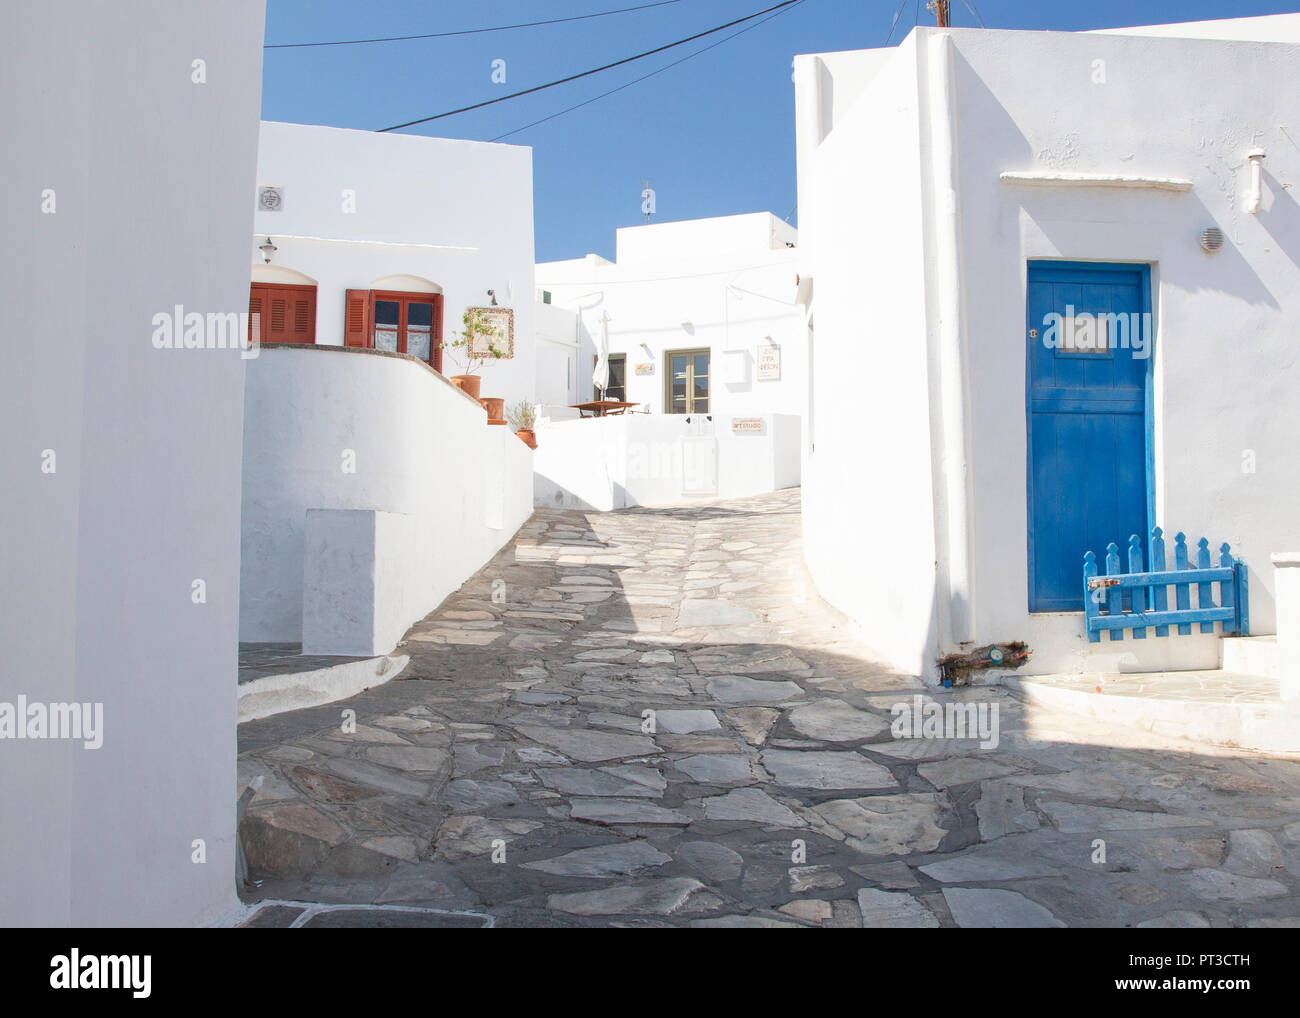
[[467, 306, 515, 359]]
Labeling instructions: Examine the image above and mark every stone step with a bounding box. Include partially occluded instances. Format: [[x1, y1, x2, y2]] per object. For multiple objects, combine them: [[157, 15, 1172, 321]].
[[999, 670, 1300, 756], [1221, 635, 1278, 679]]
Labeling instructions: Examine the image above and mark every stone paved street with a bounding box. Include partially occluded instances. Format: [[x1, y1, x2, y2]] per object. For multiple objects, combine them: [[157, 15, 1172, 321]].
[[238, 489, 1300, 927]]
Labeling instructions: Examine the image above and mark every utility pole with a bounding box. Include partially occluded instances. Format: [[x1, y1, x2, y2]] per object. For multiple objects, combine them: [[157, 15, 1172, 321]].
[[928, 0, 950, 27]]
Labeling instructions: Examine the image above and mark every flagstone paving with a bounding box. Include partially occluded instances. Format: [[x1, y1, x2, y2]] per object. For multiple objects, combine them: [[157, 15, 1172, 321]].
[[237, 488, 1300, 928]]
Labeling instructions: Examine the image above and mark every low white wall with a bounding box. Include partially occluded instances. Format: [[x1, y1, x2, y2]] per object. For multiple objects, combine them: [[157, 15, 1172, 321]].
[[1274, 554, 1300, 701], [240, 345, 533, 649], [534, 413, 800, 510]]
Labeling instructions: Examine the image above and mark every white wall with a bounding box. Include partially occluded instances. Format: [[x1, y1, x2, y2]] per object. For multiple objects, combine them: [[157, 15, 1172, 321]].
[[253, 122, 537, 406], [536, 213, 807, 421], [0, 0, 264, 925], [795, 36, 943, 680], [534, 413, 801, 510], [535, 301, 580, 409], [798, 24, 1300, 679], [240, 346, 533, 648]]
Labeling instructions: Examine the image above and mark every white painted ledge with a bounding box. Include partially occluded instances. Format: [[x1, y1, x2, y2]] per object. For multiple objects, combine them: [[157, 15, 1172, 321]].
[[999, 171, 1194, 192], [237, 653, 409, 723]]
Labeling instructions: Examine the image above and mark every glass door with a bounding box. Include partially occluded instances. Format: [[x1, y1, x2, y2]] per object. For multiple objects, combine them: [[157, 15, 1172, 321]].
[[666, 349, 709, 413]]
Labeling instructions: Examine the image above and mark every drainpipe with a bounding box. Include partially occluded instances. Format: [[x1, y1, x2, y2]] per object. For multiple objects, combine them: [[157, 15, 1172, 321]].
[[1244, 148, 1266, 214], [923, 31, 977, 649]]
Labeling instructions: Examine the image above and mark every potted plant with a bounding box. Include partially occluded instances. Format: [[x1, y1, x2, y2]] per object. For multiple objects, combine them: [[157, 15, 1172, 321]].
[[445, 309, 504, 402], [507, 400, 538, 449]]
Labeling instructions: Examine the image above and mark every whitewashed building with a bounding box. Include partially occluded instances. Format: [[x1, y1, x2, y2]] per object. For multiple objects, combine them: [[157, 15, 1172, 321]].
[[533, 213, 806, 508], [795, 15, 1300, 682], [251, 121, 537, 406], [240, 122, 538, 655]]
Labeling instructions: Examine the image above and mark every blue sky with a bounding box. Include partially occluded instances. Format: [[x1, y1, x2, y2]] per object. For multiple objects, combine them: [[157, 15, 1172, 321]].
[[261, 0, 1297, 261]]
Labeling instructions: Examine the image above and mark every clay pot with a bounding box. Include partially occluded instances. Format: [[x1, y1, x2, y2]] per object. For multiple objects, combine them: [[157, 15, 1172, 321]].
[[480, 396, 506, 425], [450, 374, 481, 400], [515, 428, 537, 450]]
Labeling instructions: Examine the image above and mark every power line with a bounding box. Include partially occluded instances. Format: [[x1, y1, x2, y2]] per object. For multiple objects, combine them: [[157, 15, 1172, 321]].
[[378, 0, 803, 132], [958, 0, 985, 27], [266, 0, 682, 49], [490, 0, 808, 142], [884, 0, 910, 46]]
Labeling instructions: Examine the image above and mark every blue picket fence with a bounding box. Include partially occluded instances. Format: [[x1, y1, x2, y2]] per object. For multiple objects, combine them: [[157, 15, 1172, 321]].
[[1083, 528, 1249, 642]]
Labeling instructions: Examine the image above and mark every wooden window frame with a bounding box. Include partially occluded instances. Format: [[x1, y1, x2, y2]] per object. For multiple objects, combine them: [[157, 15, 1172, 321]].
[[664, 347, 710, 414], [343, 288, 444, 371]]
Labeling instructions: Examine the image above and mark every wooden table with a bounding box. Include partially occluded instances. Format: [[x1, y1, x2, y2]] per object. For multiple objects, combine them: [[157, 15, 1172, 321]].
[[569, 400, 639, 418]]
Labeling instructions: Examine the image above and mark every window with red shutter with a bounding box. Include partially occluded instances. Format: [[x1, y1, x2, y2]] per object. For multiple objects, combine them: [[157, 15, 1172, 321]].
[[248, 282, 317, 344], [344, 289, 372, 347], [363, 290, 444, 369]]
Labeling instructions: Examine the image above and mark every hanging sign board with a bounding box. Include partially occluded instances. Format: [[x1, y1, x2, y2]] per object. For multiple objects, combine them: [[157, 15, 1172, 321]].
[[757, 344, 781, 381]]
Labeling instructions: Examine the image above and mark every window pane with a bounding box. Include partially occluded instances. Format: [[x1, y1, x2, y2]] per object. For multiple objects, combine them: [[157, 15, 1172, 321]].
[[407, 325, 431, 362], [609, 357, 625, 387], [694, 353, 709, 377], [407, 302, 433, 328], [373, 300, 399, 352]]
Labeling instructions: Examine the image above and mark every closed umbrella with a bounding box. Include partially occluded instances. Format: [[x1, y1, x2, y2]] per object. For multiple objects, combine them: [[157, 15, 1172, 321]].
[[592, 311, 611, 400]]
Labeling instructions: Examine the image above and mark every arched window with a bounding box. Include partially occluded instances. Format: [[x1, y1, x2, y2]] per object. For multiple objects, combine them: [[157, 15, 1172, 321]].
[[248, 268, 318, 344], [344, 277, 445, 371]]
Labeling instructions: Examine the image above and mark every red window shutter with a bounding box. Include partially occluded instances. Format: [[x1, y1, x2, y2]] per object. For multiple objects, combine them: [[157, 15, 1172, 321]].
[[344, 289, 373, 347], [268, 295, 288, 339], [289, 288, 316, 343], [248, 285, 266, 345], [431, 293, 444, 372]]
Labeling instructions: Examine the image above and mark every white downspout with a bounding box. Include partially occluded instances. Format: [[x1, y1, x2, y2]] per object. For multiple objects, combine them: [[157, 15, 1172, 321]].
[[924, 31, 977, 648]]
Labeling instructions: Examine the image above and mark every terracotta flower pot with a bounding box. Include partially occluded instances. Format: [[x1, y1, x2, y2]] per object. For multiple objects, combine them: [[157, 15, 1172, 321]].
[[480, 396, 506, 425], [515, 428, 537, 450], [450, 374, 481, 400]]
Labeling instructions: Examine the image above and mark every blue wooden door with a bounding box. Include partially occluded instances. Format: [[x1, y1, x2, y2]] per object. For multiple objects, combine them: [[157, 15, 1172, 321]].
[[1026, 262, 1151, 612]]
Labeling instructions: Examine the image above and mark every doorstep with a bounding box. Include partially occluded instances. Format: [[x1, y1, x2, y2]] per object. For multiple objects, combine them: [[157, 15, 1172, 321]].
[[996, 669, 1300, 756]]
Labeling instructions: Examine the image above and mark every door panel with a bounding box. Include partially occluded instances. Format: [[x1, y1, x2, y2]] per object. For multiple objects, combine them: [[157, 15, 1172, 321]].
[[1026, 263, 1150, 612]]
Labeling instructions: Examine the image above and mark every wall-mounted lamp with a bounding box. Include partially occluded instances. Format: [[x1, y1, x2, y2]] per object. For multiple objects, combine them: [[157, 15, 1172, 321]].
[[258, 237, 277, 264], [1244, 148, 1266, 215], [487, 289, 499, 306]]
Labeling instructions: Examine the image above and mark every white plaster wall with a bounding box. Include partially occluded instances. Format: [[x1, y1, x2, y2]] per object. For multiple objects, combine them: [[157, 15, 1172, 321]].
[[536, 214, 807, 420], [535, 301, 580, 409], [947, 27, 1300, 673], [534, 414, 801, 510], [798, 24, 1300, 679], [795, 35, 943, 680], [253, 122, 537, 406], [0, 0, 264, 925], [240, 347, 533, 646], [1096, 13, 1300, 43], [615, 212, 796, 262]]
